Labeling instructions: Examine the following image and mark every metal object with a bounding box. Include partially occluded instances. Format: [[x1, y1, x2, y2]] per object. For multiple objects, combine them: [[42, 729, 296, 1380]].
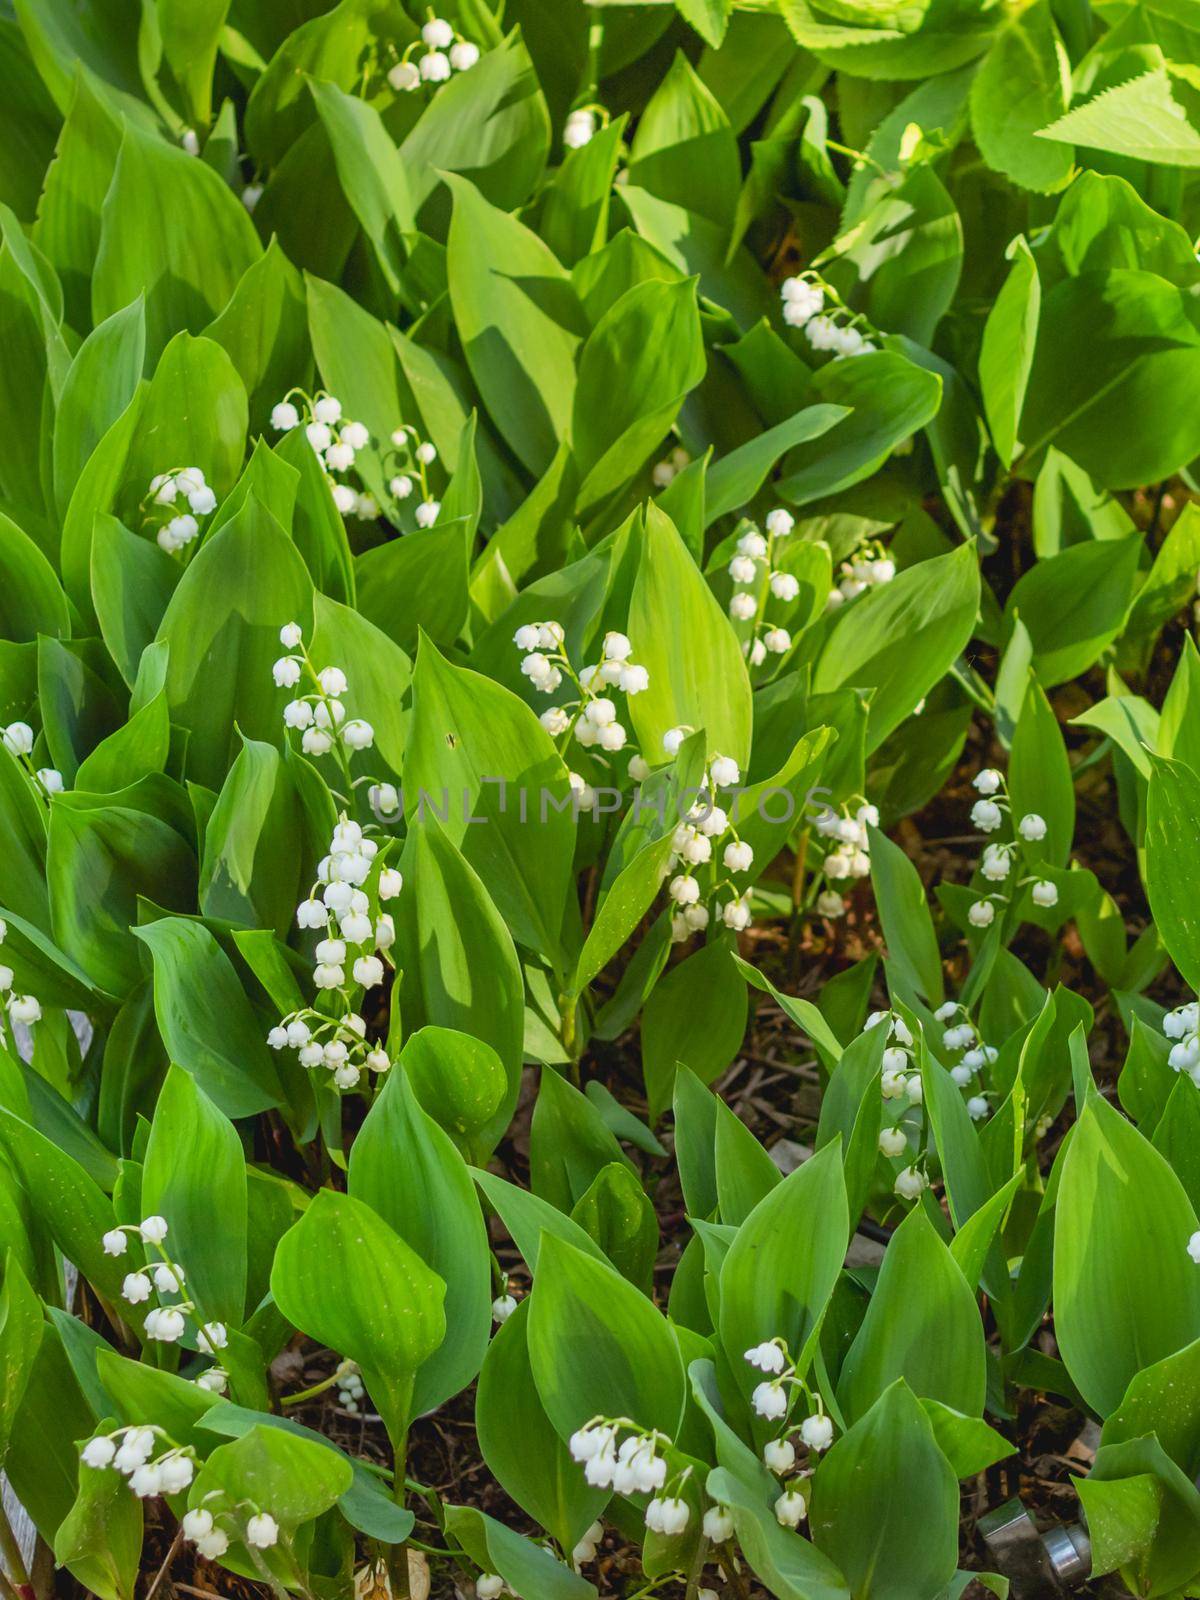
[[979, 1498, 1091, 1595], [1042, 1521, 1091, 1587]]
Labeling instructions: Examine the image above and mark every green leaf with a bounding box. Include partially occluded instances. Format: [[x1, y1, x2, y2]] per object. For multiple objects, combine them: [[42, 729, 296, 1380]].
[[528, 1232, 686, 1441], [1020, 271, 1200, 490], [628, 49, 740, 228], [404, 637, 574, 966], [867, 824, 943, 1006], [444, 1504, 597, 1600], [1055, 1094, 1200, 1416], [810, 1381, 960, 1600], [970, 0, 1072, 192], [0, 511, 71, 642], [813, 543, 980, 750], [271, 1189, 446, 1447], [628, 503, 752, 766], [571, 276, 705, 512], [838, 1204, 986, 1422], [641, 938, 748, 1119], [309, 78, 414, 297], [1009, 675, 1073, 868], [47, 789, 196, 997], [132, 918, 286, 1119], [93, 121, 262, 362], [400, 31, 551, 218], [52, 297, 145, 520], [719, 1143, 848, 1401], [53, 1431, 142, 1600], [356, 519, 471, 655], [205, 238, 311, 437], [143, 1066, 248, 1325], [155, 494, 314, 790], [1038, 68, 1200, 168], [1003, 535, 1139, 687], [978, 238, 1040, 468], [349, 1068, 490, 1413], [395, 817, 525, 1149], [0, 1252, 43, 1463], [90, 516, 179, 689], [476, 1299, 607, 1554], [1146, 755, 1200, 992], [445, 172, 583, 477], [190, 1421, 353, 1533], [399, 1026, 508, 1163]]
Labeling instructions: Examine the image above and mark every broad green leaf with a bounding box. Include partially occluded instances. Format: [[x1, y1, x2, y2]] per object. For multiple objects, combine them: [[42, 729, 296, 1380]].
[[395, 818, 525, 1148], [445, 173, 583, 476], [93, 121, 262, 361], [271, 1189, 446, 1447], [1055, 1093, 1200, 1416], [1003, 535, 1139, 687], [404, 638, 574, 966], [810, 1381, 960, 1600], [52, 297, 145, 520], [813, 543, 980, 750], [628, 503, 752, 765], [132, 918, 286, 1119], [571, 276, 705, 511], [719, 1143, 848, 1402], [53, 1432, 142, 1600], [47, 789, 196, 997], [1038, 69, 1200, 168], [476, 1299, 608, 1553], [838, 1204, 986, 1422], [970, 0, 1072, 192], [1020, 271, 1200, 490], [444, 1504, 596, 1600], [528, 1233, 686, 1441], [155, 495, 314, 789], [350, 1068, 490, 1413], [143, 1066, 248, 1325], [641, 938, 748, 1118], [867, 824, 943, 1005]]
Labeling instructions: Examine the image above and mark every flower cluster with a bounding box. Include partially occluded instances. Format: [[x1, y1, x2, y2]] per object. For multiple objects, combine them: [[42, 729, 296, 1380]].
[[268, 815, 399, 1091], [514, 624, 650, 802], [813, 800, 877, 918], [570, 1520, 604, 1569], [102, 1216, 230, 1373], [825, 540, 896, 610], [386, 425, 440, 527], [270, 392, 377, 520], [861, 1011, 931, 1197], [1164, 1001, 1200, 1083], [80, 1425, 196, 1501], [726, 509, 802, 664], [335, 1361, 367, 1415], [935, 1001, 994, 1119], [2, 719, 63, 798], [0, 918, 41, 1032], [181, 1500, 280, 1563], [144, 467, 217, 554], [273, 622, 375, 767], [780, 274, 877, 359], [965, 768, 1057, 927], [652, 443, 691, 487], [569, 1419, 690, 1536], [388, 15, 480, 90], [661, 746, 755, 938], [744, 1339, 830, 1526]]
